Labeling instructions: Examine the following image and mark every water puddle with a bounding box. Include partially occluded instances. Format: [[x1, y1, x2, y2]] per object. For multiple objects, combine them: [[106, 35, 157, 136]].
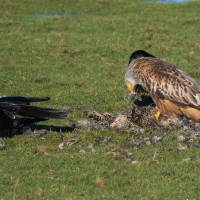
[[145, 0, 195, 3], [29, 13, 79, 18]]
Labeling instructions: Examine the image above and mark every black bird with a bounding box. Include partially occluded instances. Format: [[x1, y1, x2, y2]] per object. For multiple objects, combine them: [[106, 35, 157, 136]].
[[0, 96, 67, 137]]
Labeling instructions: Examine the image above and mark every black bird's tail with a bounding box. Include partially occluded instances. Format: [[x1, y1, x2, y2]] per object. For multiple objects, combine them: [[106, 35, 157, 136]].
[[0, 103, 67, 119]]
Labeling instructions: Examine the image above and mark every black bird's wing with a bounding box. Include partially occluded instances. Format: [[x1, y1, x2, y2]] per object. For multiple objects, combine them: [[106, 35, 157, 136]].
[[0, 102, 67, 119]]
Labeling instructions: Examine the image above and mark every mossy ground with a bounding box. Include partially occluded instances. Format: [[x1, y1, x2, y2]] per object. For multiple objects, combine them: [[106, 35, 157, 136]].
[[1, 0, 200, 199]]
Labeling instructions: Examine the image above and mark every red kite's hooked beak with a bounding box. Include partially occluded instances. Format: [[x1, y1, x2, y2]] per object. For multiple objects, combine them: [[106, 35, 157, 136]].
[[127, 83, 136, 95]]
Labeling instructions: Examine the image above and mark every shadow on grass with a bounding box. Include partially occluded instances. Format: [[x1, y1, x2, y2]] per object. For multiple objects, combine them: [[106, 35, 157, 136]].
[[14, 124, 76, 137]]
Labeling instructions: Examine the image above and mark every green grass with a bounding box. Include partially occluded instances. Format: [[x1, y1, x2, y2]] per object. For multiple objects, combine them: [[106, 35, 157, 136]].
[[1, 0, 200, 199]]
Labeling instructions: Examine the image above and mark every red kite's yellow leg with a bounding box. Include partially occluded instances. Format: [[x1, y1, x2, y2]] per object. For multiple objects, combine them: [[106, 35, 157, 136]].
[[154, 110, 161, 121]]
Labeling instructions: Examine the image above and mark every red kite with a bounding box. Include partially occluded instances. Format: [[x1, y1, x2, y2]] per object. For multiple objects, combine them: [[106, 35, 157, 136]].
[[125, 50, 200, 122]]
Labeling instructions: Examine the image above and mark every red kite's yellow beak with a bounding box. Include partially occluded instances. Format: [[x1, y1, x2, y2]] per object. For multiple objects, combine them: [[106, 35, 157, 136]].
[[127, 83, 136, 95]]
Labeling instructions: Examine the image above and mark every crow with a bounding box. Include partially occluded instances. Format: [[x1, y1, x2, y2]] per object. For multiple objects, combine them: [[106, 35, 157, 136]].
[[0, 96, 66, 137]]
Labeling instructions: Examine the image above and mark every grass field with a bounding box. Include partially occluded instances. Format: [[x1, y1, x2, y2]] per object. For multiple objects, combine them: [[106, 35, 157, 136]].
[[1, 0, 200, 199]]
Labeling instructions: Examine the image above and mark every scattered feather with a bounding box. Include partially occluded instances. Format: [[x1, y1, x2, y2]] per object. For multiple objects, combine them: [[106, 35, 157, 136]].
[[57, 139, 77, 151], [177, 146, 187, 152], [182, 157, 196, 161]]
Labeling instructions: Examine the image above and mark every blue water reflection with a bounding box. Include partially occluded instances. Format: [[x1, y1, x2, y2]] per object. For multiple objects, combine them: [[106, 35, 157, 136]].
[[145, 0, 195, 3], [30, 13, 79, 18]]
